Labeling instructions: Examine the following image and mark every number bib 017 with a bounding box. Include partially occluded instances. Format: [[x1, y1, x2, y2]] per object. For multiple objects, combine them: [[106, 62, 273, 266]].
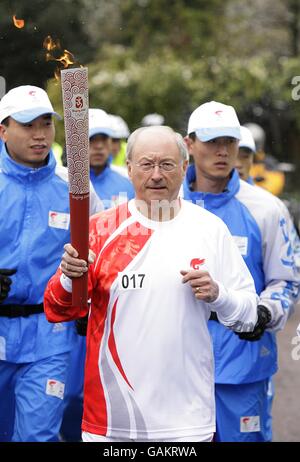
[[118, 271, 146, 291]]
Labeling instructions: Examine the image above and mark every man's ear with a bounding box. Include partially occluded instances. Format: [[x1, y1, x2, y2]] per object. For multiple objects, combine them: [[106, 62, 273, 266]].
[[126, 159, 133, 180], [181, 159, 189, 181], [184, 135, 194, 153], [182, 159, 189, 174], [0, 124, 7, 142]]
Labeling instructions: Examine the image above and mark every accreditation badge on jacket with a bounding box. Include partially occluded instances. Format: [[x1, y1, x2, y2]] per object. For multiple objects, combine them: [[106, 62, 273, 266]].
[[48, 210, 70, 230], [232, 235, 248, 256]]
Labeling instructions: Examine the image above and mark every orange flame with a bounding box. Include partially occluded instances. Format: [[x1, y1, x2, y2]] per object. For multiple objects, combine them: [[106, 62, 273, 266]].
[[43, 35, 77, 80], [12, 15, 25, 29], [43, 35, 61, 52], [56, 50, 75, 68]]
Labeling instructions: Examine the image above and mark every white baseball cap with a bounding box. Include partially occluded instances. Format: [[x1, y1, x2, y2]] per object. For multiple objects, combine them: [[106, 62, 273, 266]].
[[0, 85, 61, 123], [187, 101, 241, 141], [109, 114, 130, 139], [239, 126, 256, 152], [141, 113, 165, 126], [89, 108, 114, 138]]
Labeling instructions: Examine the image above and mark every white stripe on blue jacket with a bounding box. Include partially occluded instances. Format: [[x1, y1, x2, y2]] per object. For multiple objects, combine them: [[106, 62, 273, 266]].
[[183, 166, 300, 383]]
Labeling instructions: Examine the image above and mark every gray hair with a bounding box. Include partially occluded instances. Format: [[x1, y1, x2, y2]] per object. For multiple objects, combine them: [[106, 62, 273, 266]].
[[126, 125, 189, 162]]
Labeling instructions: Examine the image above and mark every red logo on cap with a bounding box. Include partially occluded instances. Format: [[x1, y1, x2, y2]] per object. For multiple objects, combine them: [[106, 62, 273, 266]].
[[190, 258, 205, 270], [215, 110, 223, 116], [29, 90, 36, 96], [75, 96, 83, 109]]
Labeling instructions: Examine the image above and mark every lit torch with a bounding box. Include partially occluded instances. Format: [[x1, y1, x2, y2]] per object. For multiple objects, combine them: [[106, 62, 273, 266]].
[[61, 68, 90, 309], [43, 37, 90, 308], [43, 36, 76, 80]]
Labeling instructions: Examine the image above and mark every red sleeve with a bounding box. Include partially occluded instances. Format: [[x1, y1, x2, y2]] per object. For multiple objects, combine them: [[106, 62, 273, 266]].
[[44, 269, 89, 322], [44, 203, 131, 323]]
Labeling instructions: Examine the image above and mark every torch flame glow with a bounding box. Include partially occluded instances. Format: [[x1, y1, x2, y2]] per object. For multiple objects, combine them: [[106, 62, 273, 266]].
[[43, 35, 61, 52], [12, 15, 25, 28], [43, 35, 77, 80], [57, 50, 75, 68]]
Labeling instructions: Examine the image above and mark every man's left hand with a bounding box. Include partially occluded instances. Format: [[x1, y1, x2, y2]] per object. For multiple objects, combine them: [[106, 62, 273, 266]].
[[237, 305, 272, 342]]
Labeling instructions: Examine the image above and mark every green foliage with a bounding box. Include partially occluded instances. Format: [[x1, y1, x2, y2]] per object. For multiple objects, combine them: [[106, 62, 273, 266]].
[[1, 0, 299, 189], [118, 0, 229, 58], [48, 46, 300, 151]]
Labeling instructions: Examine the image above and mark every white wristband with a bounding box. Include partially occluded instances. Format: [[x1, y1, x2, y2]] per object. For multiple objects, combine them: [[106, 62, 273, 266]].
[[60, 273, 72, 293]]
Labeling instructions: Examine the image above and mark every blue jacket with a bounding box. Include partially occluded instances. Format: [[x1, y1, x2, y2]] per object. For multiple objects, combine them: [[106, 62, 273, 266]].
[[0, 145, 102, 363], [184, 166, 300, 384], [90, 164, 134, 209]]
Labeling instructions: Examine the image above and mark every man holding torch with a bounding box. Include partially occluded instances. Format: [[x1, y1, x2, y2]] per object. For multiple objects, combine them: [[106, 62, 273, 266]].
[[44, 125, 258, 442]]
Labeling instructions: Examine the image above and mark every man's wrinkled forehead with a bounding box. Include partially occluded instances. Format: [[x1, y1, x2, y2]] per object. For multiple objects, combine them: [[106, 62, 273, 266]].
[[132, 130, 178, 159]]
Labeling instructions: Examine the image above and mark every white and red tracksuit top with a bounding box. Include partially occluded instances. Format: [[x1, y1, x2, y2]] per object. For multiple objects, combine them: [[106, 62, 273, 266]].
[[44, 199, 257, 440]]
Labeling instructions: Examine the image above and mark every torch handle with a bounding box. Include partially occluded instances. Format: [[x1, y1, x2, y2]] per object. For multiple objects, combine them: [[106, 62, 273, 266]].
[[60, 67, 90, 310], [69, 193, 90, 309]]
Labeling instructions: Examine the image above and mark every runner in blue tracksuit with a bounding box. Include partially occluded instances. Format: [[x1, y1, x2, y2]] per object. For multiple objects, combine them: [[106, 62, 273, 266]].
[[236, 124, 300, 433], [184, 101, 300, 442], [0, 85, 103, 442], [60, 108, 134, 441]]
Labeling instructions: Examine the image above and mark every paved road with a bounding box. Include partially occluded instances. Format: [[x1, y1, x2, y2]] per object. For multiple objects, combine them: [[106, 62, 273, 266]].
[[273, 307, 300, 442]]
